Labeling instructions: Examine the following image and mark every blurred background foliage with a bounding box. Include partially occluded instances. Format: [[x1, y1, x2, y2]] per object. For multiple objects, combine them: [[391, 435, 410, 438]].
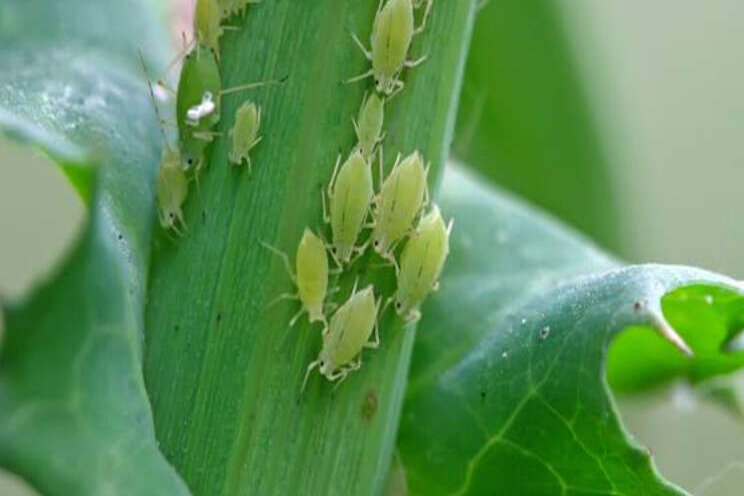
[[1, 0, 742, 494]]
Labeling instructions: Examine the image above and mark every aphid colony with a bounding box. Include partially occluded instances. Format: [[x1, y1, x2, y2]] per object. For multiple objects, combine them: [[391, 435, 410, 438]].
[[265, 0, 448, 390], [151, 0, 272, 234]]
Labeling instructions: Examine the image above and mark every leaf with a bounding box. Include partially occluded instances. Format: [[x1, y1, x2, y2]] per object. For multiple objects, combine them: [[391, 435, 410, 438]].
[[0, 1, 189, 494], [453, 0, 620, 249], [143, 1, 476, 494], [608, 286, 744, 393], [397, 165, 744, 494]]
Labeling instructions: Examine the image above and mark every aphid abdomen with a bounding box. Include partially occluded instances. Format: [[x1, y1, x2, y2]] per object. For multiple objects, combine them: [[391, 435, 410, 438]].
[[395, 206, 450, 318], [176, 45, 222, 169], [329, 151, 374, 262], [327, 286, 377, 369], [156, 148, 189, 232], [372, 0, 415, 93], [296, 229, 329, 322], [229, 101, 261, 167], [355, 94, 385, 159], [195, 0, 224, 55], [373, 151, 427, 254]]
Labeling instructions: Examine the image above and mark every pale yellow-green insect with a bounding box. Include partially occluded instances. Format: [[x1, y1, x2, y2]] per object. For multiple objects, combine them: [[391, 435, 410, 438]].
[[140, 51, 190, 236], [348, 0, 433, 96], [393, 205, 452, 322], [217, 0, 261, 17], [156, 147, 189, 236], [322, 150, 374, 265], [229, 101, 262, 170], [262, 228, 330, 327], [353, 92, 385, 160], [194, 0, 223, 56], [371, 150, 429, 264], [302, 283, 380, 391]]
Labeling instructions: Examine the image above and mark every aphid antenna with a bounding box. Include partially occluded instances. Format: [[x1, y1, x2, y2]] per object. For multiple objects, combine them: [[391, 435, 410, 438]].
[[158, 33, 197, 90], [413, 0, 434, 34], [314, 229, 342, 269], [219, 74, 288, 96], [137, 50, 172, 153]]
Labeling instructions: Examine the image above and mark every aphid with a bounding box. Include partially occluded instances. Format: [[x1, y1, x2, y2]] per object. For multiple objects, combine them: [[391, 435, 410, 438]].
[[194, 0, 224, 56], [371, 150, 429, 263], [157, 148, 189, 235], [322, 150, 375, 265], [353, 92, 385, 160], [217, 0, 261, 17], [262, 228, 330, 326], [393, 205, 452, 322], [139, 51, 190, 236], [229, 101, 262, 170], [176, 44, 279, 171], [348, 0, 433, 96], [302, 283, 380, 390]]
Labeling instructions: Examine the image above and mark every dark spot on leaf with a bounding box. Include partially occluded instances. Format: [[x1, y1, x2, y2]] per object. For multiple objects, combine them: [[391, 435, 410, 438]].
[[480, 391, 486, 401], [173, 324, 179, 332], [361, 389, 378, 422], [216, 312, 223, 323], [633, 301, 642, 312]]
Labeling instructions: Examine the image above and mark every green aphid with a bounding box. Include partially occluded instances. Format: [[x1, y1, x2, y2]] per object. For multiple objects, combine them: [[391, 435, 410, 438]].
[[194, 0, 224, 56], [217, 0, 261, 17], [263, 228, 330, 327], [371, 150, 429, 264], [156, 147, 189, 236], [176, 44, 276, 172], [353, 92, 385, 160], [302, 283, 380, 391], [322, 150, 374, 266], [348, 0, 433, 96], [229, 101, 261, 170], [394, 205, 452, 322]]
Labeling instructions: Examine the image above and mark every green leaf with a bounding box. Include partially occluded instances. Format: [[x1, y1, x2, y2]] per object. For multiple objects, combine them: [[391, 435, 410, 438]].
[[608, 286, 744, 393], [398, 166, 744, 494], [144, 1, 476, 495], [0, 1, 189, 494], [453, 0, 620, 249]]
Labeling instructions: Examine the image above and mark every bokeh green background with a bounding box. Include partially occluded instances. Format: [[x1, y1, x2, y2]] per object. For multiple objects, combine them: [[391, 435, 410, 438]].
[[1, 1, 742, 494]]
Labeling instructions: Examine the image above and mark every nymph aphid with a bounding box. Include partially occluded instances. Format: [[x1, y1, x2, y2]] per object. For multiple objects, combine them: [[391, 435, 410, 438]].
[[323, 150, 374, 265], [348, 0, 433, 96], [302, 283, 380, 391], [262, 228, 330, 327], [371, 150, 429, 264], [194, 0, 224, 56], [393, 205, 452, 322], [177, 44, 281, 172], [217, 0, 261, 17], [353, 92, 385, 160], [229, 101, 261, 170], [157, 148, 189, 235]]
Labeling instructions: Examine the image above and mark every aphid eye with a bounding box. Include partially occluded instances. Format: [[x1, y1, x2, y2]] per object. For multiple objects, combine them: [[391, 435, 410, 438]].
[[331, 247, 337, 254], [395, 301, 402, 310], [169, 212, 175, 219], [373, 240, 380, 248]]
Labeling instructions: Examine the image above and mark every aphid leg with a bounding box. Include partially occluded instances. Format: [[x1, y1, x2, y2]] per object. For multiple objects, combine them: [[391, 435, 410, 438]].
[[266, 292, 298, 308], [404, 54, 428, 68], [366, 298, 382, 349], [301, 359, 321, 392], [350, 277, 360, 296], [446, 218, 454, 236], [332, 360, 360, 391], [388, 80, 406, 99], [431, 281, 440, 292], [193, 131, 222, 141], [345, 69, 374, 85], [328, 153, 343, 195], [261, 241, 297, 282], [219, 76, 286, 96], [350, 33, 372, 60], [413, 0, 434, 35], [289, 307, 306, 327]]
